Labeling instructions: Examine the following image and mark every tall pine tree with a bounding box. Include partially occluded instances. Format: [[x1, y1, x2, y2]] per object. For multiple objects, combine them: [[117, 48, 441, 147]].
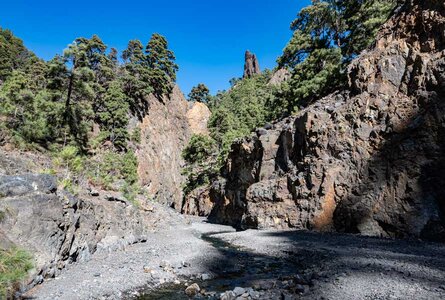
[[145, 33, 178, 99], [278, 0, 397, 112]]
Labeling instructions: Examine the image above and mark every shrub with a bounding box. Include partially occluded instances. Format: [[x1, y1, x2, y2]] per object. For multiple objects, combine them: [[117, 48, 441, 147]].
[[181, 134, 218, 195], [87, 150, 139, 202], [130, 127, 141, 144], [0, 248, 33, 299]]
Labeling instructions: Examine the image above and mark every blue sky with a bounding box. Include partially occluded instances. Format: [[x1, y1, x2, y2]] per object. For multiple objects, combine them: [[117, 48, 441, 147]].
[[0, 0, 310, 95]]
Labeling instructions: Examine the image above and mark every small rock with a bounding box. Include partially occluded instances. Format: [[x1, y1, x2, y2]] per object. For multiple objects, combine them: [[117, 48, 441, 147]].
[[233, 287, 246, 296], [264, 123, 273, 130], [160, 260, 173, 271], [295, 284, 307, 294], [185, 283, 201, 297], [256, 128, 268, 136], [159, 260, 169, 268], [281, 291, 294, 300], [143, 265, 152, 273], [220, 291, 236, 300], [89, 188, 99, 196], [182, 261, 191, 267], [93, 273, 101, 277], [201, 273, 212, 281], [249, 290, 260, 299]]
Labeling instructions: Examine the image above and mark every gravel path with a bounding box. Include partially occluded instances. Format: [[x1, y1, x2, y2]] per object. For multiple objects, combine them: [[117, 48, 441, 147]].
[[25, 219, 445, 300]]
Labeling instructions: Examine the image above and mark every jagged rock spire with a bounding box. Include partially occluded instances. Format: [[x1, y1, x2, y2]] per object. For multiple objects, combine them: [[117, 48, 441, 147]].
[[243, 50, 261, 78]]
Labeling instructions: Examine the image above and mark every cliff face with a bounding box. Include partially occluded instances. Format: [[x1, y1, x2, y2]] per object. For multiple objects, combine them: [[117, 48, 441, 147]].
[[0, 84, 210, 290], [205, 0, 445, 241], [0, 149, 185, 288], [133, 85, 206, 209], [187, 101, 212, 135]]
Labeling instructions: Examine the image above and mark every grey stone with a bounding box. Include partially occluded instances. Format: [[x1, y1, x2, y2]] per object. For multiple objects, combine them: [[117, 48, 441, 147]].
[[220, 291, 237, 300], [233, 287, 246, 296]]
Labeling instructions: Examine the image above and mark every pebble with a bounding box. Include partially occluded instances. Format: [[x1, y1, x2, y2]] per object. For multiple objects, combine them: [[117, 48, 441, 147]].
[[160, 260, 171, 267], [233, 287, 246, 296], [281, 292, 294, 300], [220, 291, 236, 300], [295, 284, 307, 294], [182, 261, 191, 267], [185, 283, 200, 297], [201, 273, 212, 280]]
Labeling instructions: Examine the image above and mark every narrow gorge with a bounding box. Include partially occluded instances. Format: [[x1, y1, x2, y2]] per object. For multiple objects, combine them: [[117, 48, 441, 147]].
[[0, 0, 445, 300]]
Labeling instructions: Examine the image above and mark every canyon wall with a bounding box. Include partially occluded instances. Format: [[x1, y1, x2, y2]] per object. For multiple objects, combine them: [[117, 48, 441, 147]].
[[199, 0, 445, 241]]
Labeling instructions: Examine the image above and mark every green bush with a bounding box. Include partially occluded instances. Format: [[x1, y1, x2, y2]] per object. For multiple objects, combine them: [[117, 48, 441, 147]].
[[0, 248, 33, 299], [54, 146, 84, 173], [130, 127, 141, 144], [208, 71, 279, 158], [182, 134, 216, 164], [87, 150, 139, 199], [181, 134, 219, 195]]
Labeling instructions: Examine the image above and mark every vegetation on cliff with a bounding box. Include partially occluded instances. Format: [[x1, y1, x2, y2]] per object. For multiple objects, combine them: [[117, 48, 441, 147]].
[[0, 29, 177, 202], [182, 71, 280, 194], [188, 83, 211, 104], [278, 0, 397, 111]]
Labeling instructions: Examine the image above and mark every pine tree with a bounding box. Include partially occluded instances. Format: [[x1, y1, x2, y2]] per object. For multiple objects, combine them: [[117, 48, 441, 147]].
[[145, 33, 178, 98], [96, 80, 129, 150], [278, 0, 397, 111], [188, 83, 210, 103], [121, 39, 152, 119], [0, 28, 36, 82]]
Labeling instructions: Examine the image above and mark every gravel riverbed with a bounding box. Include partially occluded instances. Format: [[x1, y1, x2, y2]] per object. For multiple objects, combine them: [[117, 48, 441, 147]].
[[25, 217, 445, 300]]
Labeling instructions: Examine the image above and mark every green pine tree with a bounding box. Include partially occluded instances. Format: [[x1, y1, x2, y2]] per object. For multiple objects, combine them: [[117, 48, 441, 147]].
[[278, 0, 397, 112], [188, 83, 210, 103], [145, 33, 178, 98]]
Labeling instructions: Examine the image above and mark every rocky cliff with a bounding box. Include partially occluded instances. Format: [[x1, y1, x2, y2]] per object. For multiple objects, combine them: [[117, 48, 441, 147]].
[[132, 85, 209, 209], [0, 149, 185, 292], [0, 84, 209, 293], [201, 0, 445, 241], [187, 101, 212, 135]]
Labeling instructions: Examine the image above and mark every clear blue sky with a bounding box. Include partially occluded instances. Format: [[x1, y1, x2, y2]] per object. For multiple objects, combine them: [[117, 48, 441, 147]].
[[0, 0, 310, 95]]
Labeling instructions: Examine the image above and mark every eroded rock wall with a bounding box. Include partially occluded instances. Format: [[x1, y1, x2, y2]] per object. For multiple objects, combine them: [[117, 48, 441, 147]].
[[0, 171, 184, 288], [205, 0, 445, 241], [133, 85, 191, 209]]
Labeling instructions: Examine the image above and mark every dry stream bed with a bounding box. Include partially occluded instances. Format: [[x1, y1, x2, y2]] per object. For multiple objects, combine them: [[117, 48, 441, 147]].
[[27, 219, 445, 300]]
